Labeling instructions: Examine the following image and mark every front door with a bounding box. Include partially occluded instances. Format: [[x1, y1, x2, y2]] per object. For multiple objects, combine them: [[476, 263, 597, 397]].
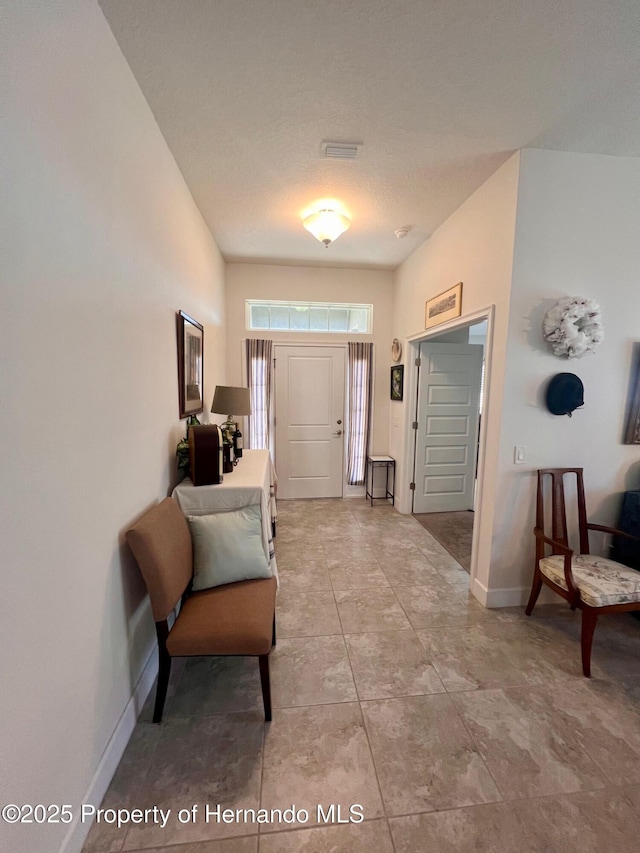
[[413, 341, 483, 513], [274, 345, 345, 498]]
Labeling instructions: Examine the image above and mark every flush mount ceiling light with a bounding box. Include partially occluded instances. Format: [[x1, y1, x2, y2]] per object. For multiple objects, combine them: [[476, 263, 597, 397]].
[[302, 209, 351, 247]]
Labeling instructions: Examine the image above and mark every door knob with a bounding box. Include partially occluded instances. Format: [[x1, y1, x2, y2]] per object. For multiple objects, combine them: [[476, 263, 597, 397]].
[[333, 429, 342, 436], [337, 419, 342, 425]]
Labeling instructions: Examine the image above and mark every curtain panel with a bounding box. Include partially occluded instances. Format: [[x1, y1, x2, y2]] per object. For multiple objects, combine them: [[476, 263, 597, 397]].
[[347, 342, 373, 486], [245, 339, 273, 450]]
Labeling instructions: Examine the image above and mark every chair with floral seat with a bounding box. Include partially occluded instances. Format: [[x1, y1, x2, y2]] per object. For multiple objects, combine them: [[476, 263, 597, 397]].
[[526, 468, 640, 676]]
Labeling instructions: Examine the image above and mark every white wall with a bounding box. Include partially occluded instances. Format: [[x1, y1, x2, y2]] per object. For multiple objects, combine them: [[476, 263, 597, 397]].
[[490, 149, 640, 599], [1, 3, 226, 852], [391, 154, 521, 594], [392, 148, 640, 606], [225, 263, 395, 461]]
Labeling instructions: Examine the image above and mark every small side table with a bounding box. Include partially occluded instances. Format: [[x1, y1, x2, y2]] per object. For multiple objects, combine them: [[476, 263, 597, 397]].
[[366, 455, 395, 506]]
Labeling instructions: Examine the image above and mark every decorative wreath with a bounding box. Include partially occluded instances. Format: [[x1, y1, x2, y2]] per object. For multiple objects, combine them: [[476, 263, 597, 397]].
[[543, 296, 603, 359]]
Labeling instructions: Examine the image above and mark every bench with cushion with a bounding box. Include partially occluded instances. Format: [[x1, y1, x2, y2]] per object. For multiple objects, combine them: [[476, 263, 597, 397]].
[[126, 497, 276, 722]]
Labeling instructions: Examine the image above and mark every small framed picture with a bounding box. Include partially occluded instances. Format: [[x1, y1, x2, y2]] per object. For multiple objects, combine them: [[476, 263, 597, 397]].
[[390, 365, 404, 401], [177, 311, 204, 418], [425, 282, 463, 328]]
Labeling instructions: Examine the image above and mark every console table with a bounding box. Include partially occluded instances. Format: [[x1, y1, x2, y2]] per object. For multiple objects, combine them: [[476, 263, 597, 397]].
[[172, 449, 278, 576]]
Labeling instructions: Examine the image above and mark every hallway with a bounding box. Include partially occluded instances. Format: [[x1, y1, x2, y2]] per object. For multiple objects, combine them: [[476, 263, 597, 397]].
[[413, 509, 474, 572], [84, 499, 640, 852]]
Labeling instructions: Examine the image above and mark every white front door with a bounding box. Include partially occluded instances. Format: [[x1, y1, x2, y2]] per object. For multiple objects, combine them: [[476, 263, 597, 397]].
[[413, 342, 483, 513], [274, 345, 345, 499]]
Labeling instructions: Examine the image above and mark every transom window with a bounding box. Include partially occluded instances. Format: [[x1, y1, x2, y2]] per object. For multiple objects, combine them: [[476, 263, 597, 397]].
[[246, 300, 372, 334]]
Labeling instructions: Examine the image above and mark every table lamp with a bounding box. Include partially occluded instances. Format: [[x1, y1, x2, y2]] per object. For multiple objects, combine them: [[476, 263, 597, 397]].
[[211, 385, 252, 445]]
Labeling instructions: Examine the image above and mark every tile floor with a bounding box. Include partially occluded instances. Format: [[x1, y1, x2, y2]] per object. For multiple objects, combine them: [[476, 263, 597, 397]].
[[83, 499, 640, 852]]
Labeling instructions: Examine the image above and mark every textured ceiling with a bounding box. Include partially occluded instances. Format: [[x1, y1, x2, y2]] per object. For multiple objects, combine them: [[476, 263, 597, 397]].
[[99, 0, 640, 269]]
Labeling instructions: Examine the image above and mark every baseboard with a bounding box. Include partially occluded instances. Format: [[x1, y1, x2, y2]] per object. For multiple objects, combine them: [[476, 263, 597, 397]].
[[471, 578, 562, 608], [60, 643, 158, 853], [469, 576, 488, 605], [484, 586, 530, 608], [344, 485, 366, 498]]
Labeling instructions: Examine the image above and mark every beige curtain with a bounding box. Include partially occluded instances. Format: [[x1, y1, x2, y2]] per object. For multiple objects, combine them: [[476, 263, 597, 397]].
[[347, 342, 373, 485], [245, 339, 273, 450]]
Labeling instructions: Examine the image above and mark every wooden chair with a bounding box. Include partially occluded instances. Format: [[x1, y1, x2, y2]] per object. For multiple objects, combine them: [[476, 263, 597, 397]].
[[126, 497, 277, 722], [526, 468, 640, 676]]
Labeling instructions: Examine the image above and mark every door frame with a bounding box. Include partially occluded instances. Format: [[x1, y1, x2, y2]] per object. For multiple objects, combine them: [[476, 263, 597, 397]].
[[401, 305, 495, 586]]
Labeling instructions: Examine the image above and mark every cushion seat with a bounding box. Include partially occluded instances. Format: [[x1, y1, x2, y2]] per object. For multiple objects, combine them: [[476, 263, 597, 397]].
[[540, 554, 640, 607], [167, 576, 277, 657]]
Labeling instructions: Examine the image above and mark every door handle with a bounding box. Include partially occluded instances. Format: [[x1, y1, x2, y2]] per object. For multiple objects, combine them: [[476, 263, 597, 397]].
[[333, 429, 343, 436]]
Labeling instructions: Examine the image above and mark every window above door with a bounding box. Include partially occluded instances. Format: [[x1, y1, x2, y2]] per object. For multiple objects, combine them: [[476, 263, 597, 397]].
[[246, 300, 372, 334]]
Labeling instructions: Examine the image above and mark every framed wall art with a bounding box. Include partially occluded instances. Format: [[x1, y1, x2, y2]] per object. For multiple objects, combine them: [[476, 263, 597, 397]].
[[390, 365, 404, 401], [177, 310, 204, 418], [425, 282, 463, 329], [624, 354, 640, 444]]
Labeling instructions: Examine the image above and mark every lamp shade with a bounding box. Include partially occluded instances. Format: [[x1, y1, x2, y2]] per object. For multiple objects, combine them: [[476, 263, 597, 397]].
[[211, 385, 252, 416], [303, 209, 350, 247]]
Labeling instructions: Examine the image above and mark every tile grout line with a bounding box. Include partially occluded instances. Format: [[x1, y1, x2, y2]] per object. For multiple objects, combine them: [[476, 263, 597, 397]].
[[272, 505, 394, 845], [444, 689, 509, 806], [348, 509, 397, 846]]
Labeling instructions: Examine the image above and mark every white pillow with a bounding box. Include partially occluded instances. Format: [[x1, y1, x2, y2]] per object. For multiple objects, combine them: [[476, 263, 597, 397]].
[[188, 505, 271, 591]]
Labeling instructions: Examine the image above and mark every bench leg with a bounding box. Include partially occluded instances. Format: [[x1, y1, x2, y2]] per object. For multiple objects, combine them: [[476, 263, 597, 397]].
[[259, 654, 272, 722], [154, 623, 171, 724]]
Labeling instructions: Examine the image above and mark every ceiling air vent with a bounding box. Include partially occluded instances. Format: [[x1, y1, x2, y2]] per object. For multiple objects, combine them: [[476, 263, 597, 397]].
[[320, 141, 362, 160]]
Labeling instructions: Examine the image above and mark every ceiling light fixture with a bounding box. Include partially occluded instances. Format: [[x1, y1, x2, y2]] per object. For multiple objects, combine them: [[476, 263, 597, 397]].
[[303, 209, 351, 247]]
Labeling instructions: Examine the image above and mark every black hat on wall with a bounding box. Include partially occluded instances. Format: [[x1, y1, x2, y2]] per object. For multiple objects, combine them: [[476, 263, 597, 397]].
[[546, 373, 584, 417]]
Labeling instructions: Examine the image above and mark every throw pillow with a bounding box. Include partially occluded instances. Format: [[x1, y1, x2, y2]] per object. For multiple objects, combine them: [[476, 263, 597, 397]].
[[188, 505, 270, 591]]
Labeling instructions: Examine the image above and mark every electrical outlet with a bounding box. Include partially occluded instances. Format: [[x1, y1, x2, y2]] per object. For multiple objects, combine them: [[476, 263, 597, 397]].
[[514, 446, 526, 464]]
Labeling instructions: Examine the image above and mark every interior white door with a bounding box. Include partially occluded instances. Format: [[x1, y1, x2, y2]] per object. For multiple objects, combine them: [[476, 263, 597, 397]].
[[274, 345, 345, 498], [413, 341, 483, 513]]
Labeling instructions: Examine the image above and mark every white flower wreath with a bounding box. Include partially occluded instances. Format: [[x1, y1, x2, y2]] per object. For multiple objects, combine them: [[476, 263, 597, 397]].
[[543, 296, 603, 359]]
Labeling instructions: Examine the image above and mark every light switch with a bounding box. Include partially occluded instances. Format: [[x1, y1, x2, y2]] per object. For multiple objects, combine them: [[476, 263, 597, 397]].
[[514, 446, 526, 464]]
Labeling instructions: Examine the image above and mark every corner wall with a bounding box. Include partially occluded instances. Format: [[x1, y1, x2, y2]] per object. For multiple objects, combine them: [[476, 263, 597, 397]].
[[392, 148, 640, 606], [391, 154, 521, 593], [490, 148, 640, 600], [1, 3, 226, 851]]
